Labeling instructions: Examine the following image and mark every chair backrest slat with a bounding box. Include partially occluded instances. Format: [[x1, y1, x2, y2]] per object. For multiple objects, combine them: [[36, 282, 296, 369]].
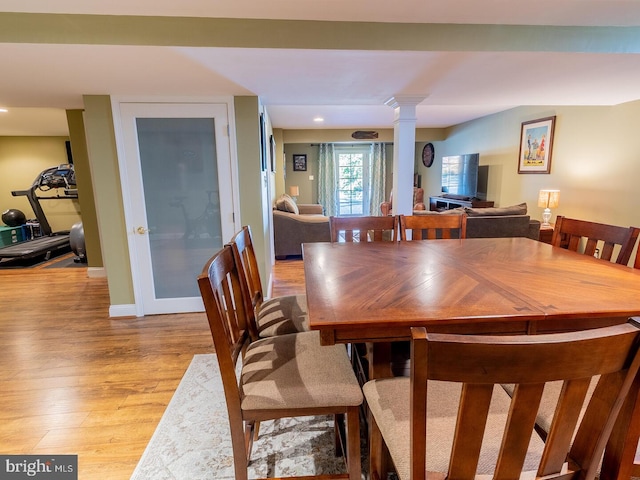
[[446, 383, 493, 479], [399, 214, 467, 241], [229, 226, 263, 305], [329, 215, 398, 243], [552, 216, 640, 265], [538, 377, 591, 476], [493, 384, 544, 480], [630, 229, 640, 269]]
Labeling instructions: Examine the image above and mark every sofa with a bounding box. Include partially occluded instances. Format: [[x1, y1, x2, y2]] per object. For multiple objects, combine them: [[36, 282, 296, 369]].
[[465, 203, 540, 240], [273, 194, 330, 259], [414, 202, 541, 240]]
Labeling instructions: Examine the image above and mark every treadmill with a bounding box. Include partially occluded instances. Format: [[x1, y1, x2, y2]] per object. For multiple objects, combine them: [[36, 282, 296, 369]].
[[0, 164, 78, 261]]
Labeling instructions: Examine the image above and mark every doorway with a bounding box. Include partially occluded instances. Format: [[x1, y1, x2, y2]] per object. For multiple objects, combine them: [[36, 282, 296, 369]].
[[116, 101, 236, 315]]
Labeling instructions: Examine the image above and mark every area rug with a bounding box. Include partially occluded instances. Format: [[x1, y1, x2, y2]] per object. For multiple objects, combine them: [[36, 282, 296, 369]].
[[130, 354, 361, 479]]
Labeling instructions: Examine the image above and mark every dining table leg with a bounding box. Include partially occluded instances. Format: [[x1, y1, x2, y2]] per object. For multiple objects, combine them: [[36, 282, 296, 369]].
[[368, 342, 392, 379], [367, 341, 394, 479]]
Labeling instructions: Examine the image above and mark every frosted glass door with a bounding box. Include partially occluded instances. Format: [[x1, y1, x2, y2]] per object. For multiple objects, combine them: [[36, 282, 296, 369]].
[[118, 103, 234, 315]]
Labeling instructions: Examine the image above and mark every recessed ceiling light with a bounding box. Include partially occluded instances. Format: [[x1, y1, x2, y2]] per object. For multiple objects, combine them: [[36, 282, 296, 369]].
[[313, 116, 324, 123]]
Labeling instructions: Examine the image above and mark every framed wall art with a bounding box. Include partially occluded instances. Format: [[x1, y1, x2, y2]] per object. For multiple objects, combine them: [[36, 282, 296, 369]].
[[518, 116, 556, 174], [269, 135, 276, 173], [259, 113, 267, 171], [293, 154, 307, 171]]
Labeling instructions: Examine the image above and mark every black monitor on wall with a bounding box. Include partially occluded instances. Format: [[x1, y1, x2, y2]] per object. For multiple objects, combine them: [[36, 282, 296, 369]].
[[441, 153, 480, 200], [476, 165, 489, 201]]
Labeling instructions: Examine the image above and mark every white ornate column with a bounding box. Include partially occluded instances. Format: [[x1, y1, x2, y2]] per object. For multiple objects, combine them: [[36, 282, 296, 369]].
[[385, 96, 425, 216]]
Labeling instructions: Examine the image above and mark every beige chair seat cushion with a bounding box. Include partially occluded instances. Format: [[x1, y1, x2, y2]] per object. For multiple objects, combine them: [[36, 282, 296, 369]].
[[257, 294, 309, 337], [241, 331, 363, 411], [363, 378, 545, 480]]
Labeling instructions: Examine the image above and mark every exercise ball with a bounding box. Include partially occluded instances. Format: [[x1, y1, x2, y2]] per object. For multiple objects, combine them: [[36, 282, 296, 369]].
[[69, 222, 87, 262], [2, 208, 26, 227]]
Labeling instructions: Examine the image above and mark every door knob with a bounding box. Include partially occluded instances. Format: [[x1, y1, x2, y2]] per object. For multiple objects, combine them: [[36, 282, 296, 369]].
[[136, 226, 148, 235]]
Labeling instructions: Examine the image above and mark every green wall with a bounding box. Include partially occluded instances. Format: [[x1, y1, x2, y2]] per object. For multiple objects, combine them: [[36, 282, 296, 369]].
[[282, 142, 396, 209], [27, 97, 640, 311], [234, 96, 271, 293], [83, 95, 134, 306], [282, 100, 640, 237], [281, 128, 446, 209], [0, 136, 80, 232], [417, 101, 640, 230], [77, 95, 272, 310], [66, 109, 103, 268], [1, 13, 639, 54], [3, 10, 639, 311]]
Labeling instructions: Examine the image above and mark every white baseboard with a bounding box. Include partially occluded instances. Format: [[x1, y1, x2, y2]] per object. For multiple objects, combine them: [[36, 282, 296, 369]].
[[109, 304, 138, 318], [266, 269, 274, 300], [87, 267, 106, 278]]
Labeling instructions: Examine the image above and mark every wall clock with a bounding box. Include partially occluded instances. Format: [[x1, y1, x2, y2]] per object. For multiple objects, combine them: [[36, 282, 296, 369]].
[[422, 142, 435, 168]]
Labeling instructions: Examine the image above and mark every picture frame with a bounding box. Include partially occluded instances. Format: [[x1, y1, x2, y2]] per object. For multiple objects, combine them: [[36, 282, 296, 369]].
[[293, 154, 307, 171], [518, 116, 556, 174], [259, 113, 267, 171], [269, 135, 276, 173]]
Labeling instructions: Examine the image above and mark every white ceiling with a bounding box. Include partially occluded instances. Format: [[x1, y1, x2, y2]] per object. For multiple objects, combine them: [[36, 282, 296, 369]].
[[1, 0, 639, 135]]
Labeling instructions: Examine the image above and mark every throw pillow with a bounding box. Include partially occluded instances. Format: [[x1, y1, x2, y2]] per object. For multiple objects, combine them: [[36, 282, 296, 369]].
[[275, 194, 299, 215], [464, 202, 527, 217]]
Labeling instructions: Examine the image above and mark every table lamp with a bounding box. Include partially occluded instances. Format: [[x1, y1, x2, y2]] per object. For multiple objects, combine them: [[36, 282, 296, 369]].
[[289, 185, 300, 200], [537, 189, 560, 227]]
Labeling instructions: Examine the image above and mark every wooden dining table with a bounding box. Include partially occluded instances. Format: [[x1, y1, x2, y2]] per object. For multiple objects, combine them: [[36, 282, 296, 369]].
[[302, 237, 640, 480]]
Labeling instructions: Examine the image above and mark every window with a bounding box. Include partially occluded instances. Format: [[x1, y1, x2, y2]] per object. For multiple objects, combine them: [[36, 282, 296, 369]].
[[336, 147, 370, 216]]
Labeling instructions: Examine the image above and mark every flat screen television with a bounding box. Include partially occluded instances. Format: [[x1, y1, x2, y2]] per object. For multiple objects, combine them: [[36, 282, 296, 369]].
[[441, 153, 487, 200]]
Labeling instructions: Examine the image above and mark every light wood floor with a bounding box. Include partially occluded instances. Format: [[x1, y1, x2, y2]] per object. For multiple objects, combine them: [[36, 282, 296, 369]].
[[0, 257, 305, 479]]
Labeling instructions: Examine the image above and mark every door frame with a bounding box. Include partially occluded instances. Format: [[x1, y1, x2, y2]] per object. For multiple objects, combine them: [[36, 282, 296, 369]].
[[111, 96, 240, 317]]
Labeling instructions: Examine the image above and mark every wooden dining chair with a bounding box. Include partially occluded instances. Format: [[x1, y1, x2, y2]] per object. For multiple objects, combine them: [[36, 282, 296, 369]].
[[330, 215, 399, 242], [228, 225, 308, 339], [525, 230, 640, 479], [551, 215, 640, 265], [392, 213, 468, 379], [328, 215, 398, 393], [363, 320, 640, 480], [197, 245, 363, 480], [398, 213, 467, 241]]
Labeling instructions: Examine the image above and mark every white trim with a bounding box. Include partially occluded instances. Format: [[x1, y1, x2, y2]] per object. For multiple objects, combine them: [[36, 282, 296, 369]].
[[110, 95, 238, 316], [87, 267, 106, 278], [109, 303, 138, 318], [111, 96, 145, 317], [266, 269, 274, 301], [334, 145, 371, 216], [227, 99, 241, 232]]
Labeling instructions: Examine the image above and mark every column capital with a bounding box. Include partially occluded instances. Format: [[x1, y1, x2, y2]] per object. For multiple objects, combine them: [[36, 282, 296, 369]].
[[384, 95, 427, 109]]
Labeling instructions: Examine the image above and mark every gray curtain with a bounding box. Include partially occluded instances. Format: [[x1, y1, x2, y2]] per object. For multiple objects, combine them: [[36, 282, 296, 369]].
[[369, 143, 386, 215], [318, 143, 337, 216]]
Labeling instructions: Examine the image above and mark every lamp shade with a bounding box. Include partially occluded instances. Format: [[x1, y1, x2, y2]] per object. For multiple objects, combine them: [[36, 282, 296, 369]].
[[289, 186, 300, 197], [537, 189, 560, 209]]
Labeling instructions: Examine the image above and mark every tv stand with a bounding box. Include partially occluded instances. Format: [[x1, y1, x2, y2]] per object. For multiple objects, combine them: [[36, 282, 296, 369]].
[[429, 196, 494, 211]]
